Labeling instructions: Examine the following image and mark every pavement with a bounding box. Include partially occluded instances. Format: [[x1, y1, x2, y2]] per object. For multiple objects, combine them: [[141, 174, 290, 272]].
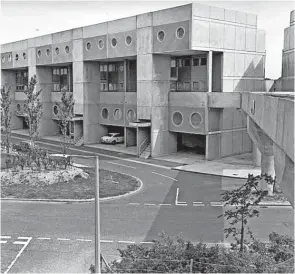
[[1, 132, 293, 273]]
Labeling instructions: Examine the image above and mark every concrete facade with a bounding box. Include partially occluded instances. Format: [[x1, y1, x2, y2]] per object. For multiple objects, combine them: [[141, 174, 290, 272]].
[[1, 3, 269, 159]]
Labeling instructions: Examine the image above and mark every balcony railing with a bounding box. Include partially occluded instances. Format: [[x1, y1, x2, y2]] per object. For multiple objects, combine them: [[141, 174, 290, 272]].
[[51, 84, 73, 92], [100, 81, 137, 92], [170, 81, 207, 92]]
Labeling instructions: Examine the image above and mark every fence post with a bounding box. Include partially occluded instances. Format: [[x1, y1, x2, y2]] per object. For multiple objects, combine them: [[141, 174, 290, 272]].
[[190, 259, 193, 273]]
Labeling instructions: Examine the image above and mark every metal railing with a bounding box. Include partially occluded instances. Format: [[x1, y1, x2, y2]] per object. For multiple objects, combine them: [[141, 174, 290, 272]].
[[139, 137, 150, 156], [170, 81, 207, 92], [75, 131, 83, 145]]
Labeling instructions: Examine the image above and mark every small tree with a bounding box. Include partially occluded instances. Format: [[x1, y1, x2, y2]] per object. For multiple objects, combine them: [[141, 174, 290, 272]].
[[56, 90, 74, 155], [0, 85, 12, 153], [219, 174, 269, 253], [24, 75, 43, 145]]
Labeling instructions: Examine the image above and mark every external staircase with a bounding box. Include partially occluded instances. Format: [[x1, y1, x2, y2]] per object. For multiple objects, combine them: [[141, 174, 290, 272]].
[[75, 133, 84, 146], [139, 138, 151, 159]]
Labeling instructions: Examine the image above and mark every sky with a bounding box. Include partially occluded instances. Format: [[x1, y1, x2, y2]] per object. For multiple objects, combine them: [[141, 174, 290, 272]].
[[0, 0, 294, 79]]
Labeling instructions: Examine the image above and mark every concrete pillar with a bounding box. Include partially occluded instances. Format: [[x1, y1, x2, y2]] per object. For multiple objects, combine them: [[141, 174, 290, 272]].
[[252, 143, 261, 167], [207, 50, 213, 92], [261, 153, 275, 193]]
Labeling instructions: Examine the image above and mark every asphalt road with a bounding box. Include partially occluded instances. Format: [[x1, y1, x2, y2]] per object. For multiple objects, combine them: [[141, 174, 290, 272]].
[[1, 135, 294, 273]]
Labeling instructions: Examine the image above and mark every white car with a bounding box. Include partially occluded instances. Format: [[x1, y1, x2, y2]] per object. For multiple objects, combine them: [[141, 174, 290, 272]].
[[101, 133, 124, 145]]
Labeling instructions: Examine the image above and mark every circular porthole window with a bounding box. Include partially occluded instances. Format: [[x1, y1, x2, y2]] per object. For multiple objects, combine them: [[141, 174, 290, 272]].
[[172, 111, 183, 126], [65, 46, 70, 53], [176, 27, 185, 39], [8, 54, 12, 62], [98, 39, 104, 49], [125, 36, 132, 46], [55, 47, 59, 55], [53, 106, 58, 115], [23, 53, 26, 59], [126, 109, 136, 122], [86, 42, 91, 51], [190, 112, 202, 128], [111, 38, 117, 47], [101, 108, 109, 119], [46, 48, 50, 56], [16, 104, 21, 111], [37, 50, 42, 58], [1, 56, 5, 63], [15, 54, 19, 61], [157, 30, 165, 42], [113, 108, 122, 120]]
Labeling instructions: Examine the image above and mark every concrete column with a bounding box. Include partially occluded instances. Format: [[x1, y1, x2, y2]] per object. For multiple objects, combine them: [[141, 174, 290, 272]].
[[261, 153, 275, 194], [207, 51, 213, 92], [252, 143, 261, 167]]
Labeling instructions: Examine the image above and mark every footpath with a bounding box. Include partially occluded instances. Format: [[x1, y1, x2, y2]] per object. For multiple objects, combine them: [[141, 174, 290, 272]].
[[6, 132, 292, 206]]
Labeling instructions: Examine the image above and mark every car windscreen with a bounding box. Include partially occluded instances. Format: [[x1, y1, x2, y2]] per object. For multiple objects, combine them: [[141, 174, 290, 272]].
[[106, 134, 113, 137]]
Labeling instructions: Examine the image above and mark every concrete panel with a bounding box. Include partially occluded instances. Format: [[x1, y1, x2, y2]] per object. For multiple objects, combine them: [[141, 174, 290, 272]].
[[151, 81, 170, 107], [191, 19, 210, 48], [107, 16, 136, 33], [222, 79, 234, 92], [28, 66, 36, 78], [153, 21, 190, 53], [84, 82, 100, 103], [73, 82, 84, 106], [125, 92, 137, 105], [234, 79, 246, 92], [83, 22, 107, 38], [284, 28, 289, 51], [245, 79, 255, 91], [224, 24, 236, 49], [151, 130, 175, 157], [282, 99, 294, 161], [28, 48, 36, 67], [137, 12, 152, 28], [137, 54, 153, 81], [208, 92, 241, 108], [223, 52, 235, 76], [247, 13, 257, 26], [224, 9, 235, 23], [15, 92, 26, 101], [256, 30, 266, 52], [137, 27, 153, 55], [137, 80, 152, 106], [153, 54, 170, 80], [221, 108, 233, 130], [233, 131, 243, 154], [74, 103, 82, 116], [253, 55, 264, 78], [210, 6, 225, 21], [83, 62, 100, 83], [124, 105, 137, 125], [221, 131, 233, 157], [169, 92, 207, 107], [73, 28, 83, 40], [1, 52, 13, 69], [152, 106, 169, 131], [36, 45, 52, 66], [242, 130, 252, 153], [107, 30, 137, 58], [52, 42, 73, 64], [234, 53, 245, 77], [12, 49, 28, 68], [72, 39, 84, 62], [233, 109, 243, 128], [35, 34, 53, 47], [52, 30, 73, 43], [208, 109, 221, 131], [83, 35, 107, 60], [1, 40, 28, 52], [137, 106, 151, 120], [28, 38, 35, 48], [262, 96, 278, 141], [289, 25, 294, 50], [100, 92, 124, 104], [235, 11, 247, 25], [192, 3, 210, 18], [209, 22, 224, 48], [206, 134, 220, 160], [246, 28, 256, 52], [235, 26, 246, 51], [153, 4, 191, 26]]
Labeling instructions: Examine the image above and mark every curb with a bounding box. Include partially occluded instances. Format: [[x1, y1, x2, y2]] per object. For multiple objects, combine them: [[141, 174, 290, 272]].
[[1, 173, 143, 204]]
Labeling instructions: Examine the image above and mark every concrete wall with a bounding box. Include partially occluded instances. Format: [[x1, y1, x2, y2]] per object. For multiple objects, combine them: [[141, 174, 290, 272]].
[[126, 127, 137, 146]]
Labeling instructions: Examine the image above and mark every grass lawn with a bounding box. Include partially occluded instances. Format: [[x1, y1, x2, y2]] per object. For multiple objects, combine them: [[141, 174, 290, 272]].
[[1, 167, 140, 200]]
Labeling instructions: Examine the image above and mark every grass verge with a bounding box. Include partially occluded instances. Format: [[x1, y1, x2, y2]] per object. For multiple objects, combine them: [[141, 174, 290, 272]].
[[1, 167, 140, 200]]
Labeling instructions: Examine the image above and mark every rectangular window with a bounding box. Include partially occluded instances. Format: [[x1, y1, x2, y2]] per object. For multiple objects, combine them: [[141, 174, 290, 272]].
[[170, 67, 177, 78], [193, 58, 200, 66], [16, 71, 28, 92], [52, 66, 71, 92], [184, 58, 191, 67], [200, 57, 207, 66]]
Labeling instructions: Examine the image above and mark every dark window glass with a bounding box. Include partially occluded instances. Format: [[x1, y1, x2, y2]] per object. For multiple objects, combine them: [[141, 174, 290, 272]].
[[193, 58, 200, 66], [16, 71, 28, 92], [201, 57, 207, 66], [170, 67, 177, 78], [184, 59, 191, 67]]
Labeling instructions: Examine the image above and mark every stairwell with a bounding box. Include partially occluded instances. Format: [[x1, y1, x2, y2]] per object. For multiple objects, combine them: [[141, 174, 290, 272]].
[[75, 134, 84, 146], [139, 143, 151, 159]]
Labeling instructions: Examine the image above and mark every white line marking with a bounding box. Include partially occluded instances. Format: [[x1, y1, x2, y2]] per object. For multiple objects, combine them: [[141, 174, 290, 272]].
[[144, 203, 155, 206], [152, 172, 177, 181], [100, 240, 114, 243], [118, 241, 135, 244], [107, 162, 136, 169], [128, 203, 140, 205], [0, 240, 7, 244], [193, 202, 203, 204], [175, 188, 187, 206], [13, 241, 28, 245], [57, 238, 71, 241], [193, 204, 205, 207], [37, 237, 51, 240], [4, 237, 32, 274], [77, 239, 92, 242], [140, 241, 154, 244], [0, 236, 11, 239], [210, 202, 223, 207], [159, 203, 171, 206], [177, 203, 188, 206]]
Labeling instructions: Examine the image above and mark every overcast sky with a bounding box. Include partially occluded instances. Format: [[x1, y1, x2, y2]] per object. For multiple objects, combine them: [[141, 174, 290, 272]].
[[0, 0, 294, 79]]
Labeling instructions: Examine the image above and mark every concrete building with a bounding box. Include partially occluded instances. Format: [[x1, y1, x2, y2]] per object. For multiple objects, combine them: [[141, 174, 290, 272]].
[[1, 3, 268, 160]]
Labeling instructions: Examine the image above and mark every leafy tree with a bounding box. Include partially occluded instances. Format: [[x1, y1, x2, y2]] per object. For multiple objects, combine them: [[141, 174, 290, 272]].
[[24, 75, 43, 145], [219, 174, 269, 252], [0, 85, 12, 153], [56, 90, 74, 155]]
